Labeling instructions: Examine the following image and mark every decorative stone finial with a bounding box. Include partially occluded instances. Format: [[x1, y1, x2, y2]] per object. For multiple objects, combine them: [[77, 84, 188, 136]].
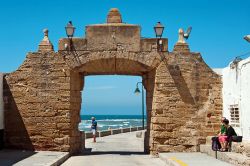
[[107, 8, 122, 23], [38, 28, 54, 52], [43, 29, 49, 37], [174, 28, 190, 53], [177, 28, 186, 44]]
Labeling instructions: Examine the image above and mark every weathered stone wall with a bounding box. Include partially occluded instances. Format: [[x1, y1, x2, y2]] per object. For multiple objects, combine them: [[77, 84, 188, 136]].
[[3, 52, 83, 152], [2, 8, 222, 155], [149, 49, 222, 155]]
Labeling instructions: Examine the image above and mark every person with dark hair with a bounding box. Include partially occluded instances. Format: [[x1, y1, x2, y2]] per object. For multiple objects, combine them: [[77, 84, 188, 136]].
[[219, 119, 237, 151], [219, 117, 227, 135], [218, 117, 227, 151], [223, 119, 237, 150]]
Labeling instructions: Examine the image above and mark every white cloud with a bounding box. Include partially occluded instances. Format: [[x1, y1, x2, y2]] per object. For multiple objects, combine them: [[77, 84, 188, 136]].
[[85, 86, 116, 90]]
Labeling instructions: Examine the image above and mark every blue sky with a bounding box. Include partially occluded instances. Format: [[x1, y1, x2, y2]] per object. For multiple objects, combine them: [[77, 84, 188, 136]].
[[83, 76, 143, 115], [0, 0, 250, 115]]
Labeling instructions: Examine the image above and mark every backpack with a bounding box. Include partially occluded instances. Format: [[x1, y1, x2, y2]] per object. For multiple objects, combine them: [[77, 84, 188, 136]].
[[211, 136, 221, 151]]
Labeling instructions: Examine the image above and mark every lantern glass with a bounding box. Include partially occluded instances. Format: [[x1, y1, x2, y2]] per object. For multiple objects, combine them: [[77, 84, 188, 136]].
[[154, 22, 164, 38], [65, 21, 75, 38]]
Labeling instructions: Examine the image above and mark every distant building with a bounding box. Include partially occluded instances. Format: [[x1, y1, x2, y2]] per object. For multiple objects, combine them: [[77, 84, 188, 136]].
[[214, 56, 250, 140]]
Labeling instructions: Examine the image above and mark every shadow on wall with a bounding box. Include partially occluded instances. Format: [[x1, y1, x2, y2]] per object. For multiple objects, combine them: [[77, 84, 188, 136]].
[[167, 63, 195, 105], [3, 76, 34, 151]]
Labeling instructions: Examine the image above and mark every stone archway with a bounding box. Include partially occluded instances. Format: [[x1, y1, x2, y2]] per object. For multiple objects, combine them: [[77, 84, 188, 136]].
[[3, 8, 222, 155], [66, 51, 160, 154]]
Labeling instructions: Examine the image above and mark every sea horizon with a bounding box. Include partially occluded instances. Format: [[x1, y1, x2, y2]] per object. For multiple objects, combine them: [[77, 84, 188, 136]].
[[79, 114, 147, 131]]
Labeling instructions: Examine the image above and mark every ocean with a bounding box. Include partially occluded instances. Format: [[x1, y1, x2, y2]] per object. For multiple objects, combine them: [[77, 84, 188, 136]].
[[78, 115, 146, 132]]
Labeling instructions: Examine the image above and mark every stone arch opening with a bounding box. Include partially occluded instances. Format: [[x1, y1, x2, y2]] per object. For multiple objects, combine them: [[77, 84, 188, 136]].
[[79, 75, 148, 153], [69, 56, 157, 154]]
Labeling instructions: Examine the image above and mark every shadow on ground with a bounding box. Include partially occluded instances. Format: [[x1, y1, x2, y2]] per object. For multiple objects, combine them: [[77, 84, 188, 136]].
[[0, 149, 36, 166], [81, 148, 145, 156]]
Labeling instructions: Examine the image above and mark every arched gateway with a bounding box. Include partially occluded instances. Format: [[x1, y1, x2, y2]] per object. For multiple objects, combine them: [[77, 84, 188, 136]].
[[3, 8, 222, 155]]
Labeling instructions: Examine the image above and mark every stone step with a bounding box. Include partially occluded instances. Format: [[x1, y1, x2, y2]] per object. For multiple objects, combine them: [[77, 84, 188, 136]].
[[203, 136, 250, 157], [206, 136, 214, 145], [231, 141, 250, 157], [200, 144, 250, 166], [200, 144, 216, 158]]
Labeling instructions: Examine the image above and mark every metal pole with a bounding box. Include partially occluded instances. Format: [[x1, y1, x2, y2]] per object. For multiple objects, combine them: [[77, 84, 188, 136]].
[[141, 83, 144, 130], [135, 82, 145, 130]]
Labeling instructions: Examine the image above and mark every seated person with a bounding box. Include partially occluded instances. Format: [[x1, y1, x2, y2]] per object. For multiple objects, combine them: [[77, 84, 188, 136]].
[[218, 117, 227, 150], [224, 119, 237, 150], [219, 119, 237, 151], [218, 117, 227, 135]]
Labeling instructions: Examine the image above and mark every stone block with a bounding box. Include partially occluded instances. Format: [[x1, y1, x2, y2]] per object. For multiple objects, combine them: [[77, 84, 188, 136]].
[[140, 38, 168, 52], [151, 117, 173, 124], [86, 24, 140, 51], [157, 145, 172, 152], [57, 123, 71, 130], [58, 38, 87, 51], [152, 124, 166, 131], [152, 131, 173, 139], [54, 138, 65, 145]]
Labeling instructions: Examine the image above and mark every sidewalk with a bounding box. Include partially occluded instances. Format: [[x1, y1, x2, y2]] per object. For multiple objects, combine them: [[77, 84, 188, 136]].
[[0, 149, 69, 166], [159, 152, 233, 166], [62, 131, 235, 166], [61, 131, 166, 166], [0, 132, 236, 166]]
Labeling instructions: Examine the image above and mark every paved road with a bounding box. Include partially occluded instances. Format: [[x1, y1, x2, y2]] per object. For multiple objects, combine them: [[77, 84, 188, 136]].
[[61, 131, 167, 166], [159, 152, 233, 166], [61, 131, 233, 166]]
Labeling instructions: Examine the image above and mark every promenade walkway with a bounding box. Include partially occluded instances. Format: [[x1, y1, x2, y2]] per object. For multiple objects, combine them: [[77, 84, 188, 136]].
[[0, 131, 234, 166], [62, 131, 234, 166], [61, 131, 166, 166]]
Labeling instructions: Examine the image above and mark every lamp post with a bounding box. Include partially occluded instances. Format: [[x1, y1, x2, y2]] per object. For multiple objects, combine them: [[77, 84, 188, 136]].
[[154, 22, 164, 51], [134, 82, 145, 130], [65, 21, 76, 51]]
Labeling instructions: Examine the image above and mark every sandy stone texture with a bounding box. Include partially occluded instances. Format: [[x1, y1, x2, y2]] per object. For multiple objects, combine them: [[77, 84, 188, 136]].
[[3, 8, 222, 155]]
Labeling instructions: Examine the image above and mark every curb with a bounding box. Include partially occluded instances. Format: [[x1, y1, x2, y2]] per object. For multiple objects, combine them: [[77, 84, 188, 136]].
[[159, 153, 187, 166], [46, 152, 70, 166]]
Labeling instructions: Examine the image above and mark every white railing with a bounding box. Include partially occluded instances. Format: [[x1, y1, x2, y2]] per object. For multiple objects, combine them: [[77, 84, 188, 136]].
[[83, 126, 146, 139]]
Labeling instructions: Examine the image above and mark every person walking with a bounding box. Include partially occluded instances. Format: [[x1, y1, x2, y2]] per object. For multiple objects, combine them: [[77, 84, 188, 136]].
[[91, 117, 97, 143]]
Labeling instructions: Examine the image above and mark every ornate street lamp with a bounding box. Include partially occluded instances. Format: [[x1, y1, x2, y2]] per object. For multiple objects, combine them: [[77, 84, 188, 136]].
[[65, 21, 75, 38], [134, 82, 145, 130], [64, 21, 76, 51], [154, 22, 164, 38], [154, 22, 164, 51]]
